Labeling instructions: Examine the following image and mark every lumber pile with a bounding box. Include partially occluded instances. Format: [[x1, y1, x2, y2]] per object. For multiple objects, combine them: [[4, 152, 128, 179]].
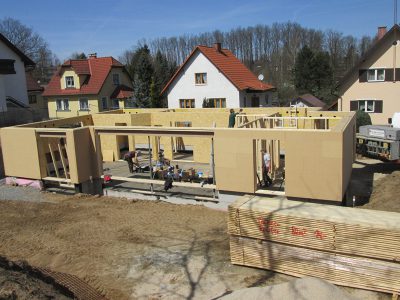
[[228, 195, 400, 293]]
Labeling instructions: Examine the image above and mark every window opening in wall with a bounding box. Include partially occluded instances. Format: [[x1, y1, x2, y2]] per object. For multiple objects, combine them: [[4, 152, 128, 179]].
[[65, 76, 75, 87], [207, 98, 226, 108], [179, 99, 195, 108], [43, 137, 70, 179], [195, 73, 207, 84], [56, 99, 69, 111], [79, 98, 89, 110], [101, 97, 108, 109], [350, 100, 382, 113], [28, 95, 37, 104], [367, 69, 385, 81], [254, 139, 285, 193], [113, 73, 120, 85], [171, 121, 194, 161]]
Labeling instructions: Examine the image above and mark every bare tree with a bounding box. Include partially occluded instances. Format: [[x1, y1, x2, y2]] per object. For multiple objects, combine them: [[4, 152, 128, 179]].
[[0, 17, 56, 83]]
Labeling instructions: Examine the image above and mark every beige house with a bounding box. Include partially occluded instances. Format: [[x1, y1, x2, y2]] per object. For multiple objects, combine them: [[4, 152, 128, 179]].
[[338, 25, 400, 124], [43, 54, 134, 119]]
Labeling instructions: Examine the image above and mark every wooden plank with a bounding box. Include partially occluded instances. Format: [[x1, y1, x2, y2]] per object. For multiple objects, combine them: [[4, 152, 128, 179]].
[[43, 176, 72, 183], [230, 236, 400, 294], [57, 143, 69, 179], [228, 196, 400, 262], [101, 175, 216, 190], [48, 144, 60, 178]]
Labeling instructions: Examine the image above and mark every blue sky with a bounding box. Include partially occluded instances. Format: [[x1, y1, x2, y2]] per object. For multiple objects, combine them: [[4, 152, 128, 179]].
[[0, 0, 395, 60]]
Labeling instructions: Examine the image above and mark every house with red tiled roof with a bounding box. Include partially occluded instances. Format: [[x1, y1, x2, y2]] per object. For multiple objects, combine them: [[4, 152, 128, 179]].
[[43, 54, 133, 119], [161, 43, 275, 109]]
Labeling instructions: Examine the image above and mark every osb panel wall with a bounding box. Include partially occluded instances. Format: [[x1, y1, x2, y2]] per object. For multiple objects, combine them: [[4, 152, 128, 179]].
[[66, 128, 99, 183], [213, 127, 348, 202], [91, 108, 347, 163], [17, 115, 94, 128], [0, 127, 43, 179]]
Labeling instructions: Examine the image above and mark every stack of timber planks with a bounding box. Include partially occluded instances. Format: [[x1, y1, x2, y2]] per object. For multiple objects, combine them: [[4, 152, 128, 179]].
[[228, 195, 400, 293]]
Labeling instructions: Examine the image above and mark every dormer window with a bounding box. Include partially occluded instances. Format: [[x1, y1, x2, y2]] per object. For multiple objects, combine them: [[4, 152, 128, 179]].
[[113, 73, 120, 85], [195, 73, 207, 85], [367, 69, 385, 82], [65, 76, 75, 88]]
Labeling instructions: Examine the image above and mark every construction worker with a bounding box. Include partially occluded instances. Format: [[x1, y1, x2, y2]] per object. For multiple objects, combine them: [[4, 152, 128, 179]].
[[228, 109, 243, 128], [124, 151, 141, 173], [261, 150, 273, 187]]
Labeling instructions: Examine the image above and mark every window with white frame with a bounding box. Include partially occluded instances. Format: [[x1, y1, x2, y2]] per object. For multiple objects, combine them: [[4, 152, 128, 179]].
[[112, 73, 120, 85], [56, 99, 69, 111], [101, 97, 108, 109], [112, 99, 119, 109], [350, 100, 383, 113], [367, 69, 385, 82], [195, 73, 207, 84], [65, 76, 75, 88], [79, 98, 89, 110]]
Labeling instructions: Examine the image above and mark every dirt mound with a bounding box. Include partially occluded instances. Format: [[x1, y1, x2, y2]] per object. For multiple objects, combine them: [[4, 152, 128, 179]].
[[220, 277, 360, 300], [362, 170, 400, 212]]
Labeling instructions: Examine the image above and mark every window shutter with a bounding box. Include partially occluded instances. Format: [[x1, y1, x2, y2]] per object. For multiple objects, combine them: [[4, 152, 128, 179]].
[[359, 69, 367, 82], [350, 101, 358, 111], [385, 69, 394, 81], [374, 100, 383, 113], [395, 68, 400, 81]]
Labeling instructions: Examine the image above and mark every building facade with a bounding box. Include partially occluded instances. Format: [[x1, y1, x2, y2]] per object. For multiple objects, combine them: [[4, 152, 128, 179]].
[[0, 33, 35, 111], [162, 43, 275, 109], [43, 54, 134, 119], [338, 25, 400, 125]]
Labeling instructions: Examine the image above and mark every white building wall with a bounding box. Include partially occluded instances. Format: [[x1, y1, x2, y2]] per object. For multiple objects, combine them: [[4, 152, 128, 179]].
[[0, 41, 29, 110], [167, 51, 240, 108]]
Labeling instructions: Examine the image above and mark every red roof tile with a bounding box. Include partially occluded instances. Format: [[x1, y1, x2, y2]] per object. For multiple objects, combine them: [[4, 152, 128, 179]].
[[25, 72, 43, 92], [43, 57, 125, 97], [110, 85, 134, 99], [161, 45, 275, 95]]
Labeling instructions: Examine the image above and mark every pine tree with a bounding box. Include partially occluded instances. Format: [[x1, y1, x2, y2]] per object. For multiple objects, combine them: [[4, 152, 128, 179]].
[[132, 45, 154, 108], [293, 46, 334, 103]]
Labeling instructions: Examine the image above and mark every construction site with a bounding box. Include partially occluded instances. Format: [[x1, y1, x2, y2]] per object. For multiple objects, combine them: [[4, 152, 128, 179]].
[[0, 107, 399, 299]]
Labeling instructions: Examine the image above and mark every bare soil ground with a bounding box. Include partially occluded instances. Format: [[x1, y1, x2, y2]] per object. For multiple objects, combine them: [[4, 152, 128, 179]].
[[0, 157, 397, 300], [0, 192, 290, 300]]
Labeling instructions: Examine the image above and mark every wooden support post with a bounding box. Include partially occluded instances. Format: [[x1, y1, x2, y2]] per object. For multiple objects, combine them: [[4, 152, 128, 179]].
[[57, 143, 69, 179], [48, 143, 60, 178]]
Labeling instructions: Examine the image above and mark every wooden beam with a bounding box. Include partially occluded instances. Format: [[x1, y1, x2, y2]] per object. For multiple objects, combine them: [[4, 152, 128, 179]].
[[48, 143, 60, 178], [57, 143, 69, 179], [102, 175, 216, 190]]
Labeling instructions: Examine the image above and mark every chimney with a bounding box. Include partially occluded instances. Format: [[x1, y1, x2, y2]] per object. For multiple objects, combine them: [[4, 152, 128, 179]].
[[88, 53, 97, 59], [377, 26, 387, 40], [214, 43, 222, 52]]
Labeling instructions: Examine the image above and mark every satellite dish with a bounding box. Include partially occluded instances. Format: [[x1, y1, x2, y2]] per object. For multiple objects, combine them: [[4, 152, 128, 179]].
[[258, 74, 264, 81]]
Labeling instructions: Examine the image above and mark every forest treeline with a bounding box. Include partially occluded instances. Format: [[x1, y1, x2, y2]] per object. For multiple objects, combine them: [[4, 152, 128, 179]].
[[121, 22, 377, 104]]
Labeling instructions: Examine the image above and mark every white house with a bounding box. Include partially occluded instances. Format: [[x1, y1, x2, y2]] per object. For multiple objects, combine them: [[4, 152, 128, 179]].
[[0, 33, 35, 112], [161, 43, 275, 109]]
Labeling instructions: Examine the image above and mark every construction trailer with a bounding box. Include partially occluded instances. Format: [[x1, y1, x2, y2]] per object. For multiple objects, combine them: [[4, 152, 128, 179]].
[[0, 107, 356, 204]]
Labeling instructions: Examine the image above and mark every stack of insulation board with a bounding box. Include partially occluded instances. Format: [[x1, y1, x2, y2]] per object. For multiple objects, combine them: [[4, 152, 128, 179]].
[[228, 195, 400, 293]]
